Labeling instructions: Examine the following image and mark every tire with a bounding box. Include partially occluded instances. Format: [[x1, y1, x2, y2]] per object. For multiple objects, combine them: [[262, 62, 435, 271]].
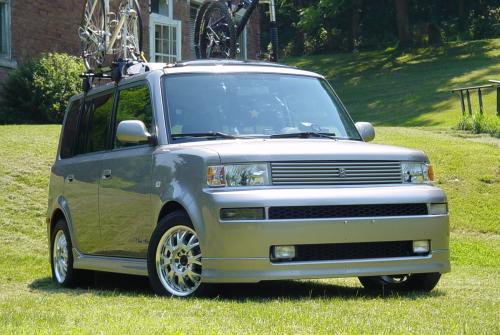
[[119, 0, 143, 60], [50, 219, 93, 288], [147, 211, 207, 297], [80, 0, 107, 71], [358, 273, 441, 293], [194, 1, 215, 59], [198, 1, 237, 59]]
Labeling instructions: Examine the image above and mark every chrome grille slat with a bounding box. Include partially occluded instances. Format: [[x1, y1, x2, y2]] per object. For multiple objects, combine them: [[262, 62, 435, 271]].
[[271, 161, 402, 186]]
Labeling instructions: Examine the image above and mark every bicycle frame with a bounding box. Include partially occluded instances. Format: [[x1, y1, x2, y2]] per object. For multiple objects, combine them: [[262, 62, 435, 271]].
[[228, 0, 278, 61], [85, 0, 137, 58]]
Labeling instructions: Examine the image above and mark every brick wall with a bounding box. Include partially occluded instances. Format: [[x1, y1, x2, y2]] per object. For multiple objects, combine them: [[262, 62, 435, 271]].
[[172, 0, 191, 60], [246, 6, 261, 59], [11, 0, 81, 61]]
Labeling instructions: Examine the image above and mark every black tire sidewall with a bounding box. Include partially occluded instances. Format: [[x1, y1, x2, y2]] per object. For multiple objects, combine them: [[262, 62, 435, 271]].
[[147, 210, 206, 297], [359, 273, 441, 292]]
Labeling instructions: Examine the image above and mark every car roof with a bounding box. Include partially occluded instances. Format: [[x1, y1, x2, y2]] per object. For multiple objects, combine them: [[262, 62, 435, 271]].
[[160, 60, 323, 78], [76, 60, 323, 100]]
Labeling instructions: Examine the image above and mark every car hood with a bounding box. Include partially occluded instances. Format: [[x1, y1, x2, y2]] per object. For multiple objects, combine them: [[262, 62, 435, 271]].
[[173, 139, 428, 163]]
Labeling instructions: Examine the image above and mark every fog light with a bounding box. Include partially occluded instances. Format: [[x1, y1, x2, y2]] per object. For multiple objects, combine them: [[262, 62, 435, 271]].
[[430, 203, 448, 215], [272, 246, 296, 259], [413, 240, 430, 254]]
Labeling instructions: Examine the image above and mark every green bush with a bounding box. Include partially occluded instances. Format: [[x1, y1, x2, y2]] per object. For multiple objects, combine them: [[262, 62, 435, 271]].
[[0, 53, 84, 124], [456, 114, 500, 138]]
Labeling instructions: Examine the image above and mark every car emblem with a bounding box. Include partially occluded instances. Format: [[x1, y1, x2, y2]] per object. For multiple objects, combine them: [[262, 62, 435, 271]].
[[338, 168, 346, 178]]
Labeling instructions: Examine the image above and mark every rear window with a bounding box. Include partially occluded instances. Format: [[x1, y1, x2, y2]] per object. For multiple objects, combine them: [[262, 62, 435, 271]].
[[74, 92, 114, 155], [60, 99, 82, 159]]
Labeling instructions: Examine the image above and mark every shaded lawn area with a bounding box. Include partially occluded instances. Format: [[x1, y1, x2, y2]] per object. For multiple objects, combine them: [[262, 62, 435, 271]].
[[285, 39, 500, 128]]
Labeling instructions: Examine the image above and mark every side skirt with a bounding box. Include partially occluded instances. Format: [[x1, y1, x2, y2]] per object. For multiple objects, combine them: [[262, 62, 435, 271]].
[[73, 249, 148, 276]]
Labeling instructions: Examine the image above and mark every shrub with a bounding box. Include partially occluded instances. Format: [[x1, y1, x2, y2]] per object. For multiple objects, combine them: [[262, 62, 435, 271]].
[[0, 53, 84, 124], [456, 114, 500, 138]]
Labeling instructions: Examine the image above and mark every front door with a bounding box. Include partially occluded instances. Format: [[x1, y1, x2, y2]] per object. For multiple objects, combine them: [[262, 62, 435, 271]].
[[98, 83, 155, 257]]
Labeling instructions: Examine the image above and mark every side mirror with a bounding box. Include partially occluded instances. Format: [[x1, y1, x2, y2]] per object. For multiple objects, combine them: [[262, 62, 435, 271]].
[[116, 120, 151, 143], [355, 122, 375, 142]]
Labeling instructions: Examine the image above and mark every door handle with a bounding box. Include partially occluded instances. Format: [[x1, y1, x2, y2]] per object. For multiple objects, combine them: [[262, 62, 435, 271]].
[[102, 169, 112, 180], [65, 174, 74, 183]]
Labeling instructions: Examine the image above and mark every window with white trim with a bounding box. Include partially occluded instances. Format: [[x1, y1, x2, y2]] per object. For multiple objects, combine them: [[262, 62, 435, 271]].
[[153, 23, 178, 63], [149, 2, 181, 63], [0, 0, 11, 59]]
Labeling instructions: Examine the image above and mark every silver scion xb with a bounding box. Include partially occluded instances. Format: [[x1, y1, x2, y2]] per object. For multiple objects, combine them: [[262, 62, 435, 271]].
[[47, 60, 450, 297]]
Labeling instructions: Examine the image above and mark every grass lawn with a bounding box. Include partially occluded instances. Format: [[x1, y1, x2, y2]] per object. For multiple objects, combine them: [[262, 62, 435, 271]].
[[0, 124, 498, 334], [285, 39, 500, 128]]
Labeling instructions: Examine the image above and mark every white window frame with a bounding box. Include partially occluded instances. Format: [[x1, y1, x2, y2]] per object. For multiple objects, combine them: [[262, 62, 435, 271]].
[[149, 13, 182, 63], [0, 0, 15, 68]]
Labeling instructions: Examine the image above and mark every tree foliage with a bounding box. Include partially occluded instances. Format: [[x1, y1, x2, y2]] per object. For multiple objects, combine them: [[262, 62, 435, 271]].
[[0, 53, 84, 124], [263, 0, 500, 56]]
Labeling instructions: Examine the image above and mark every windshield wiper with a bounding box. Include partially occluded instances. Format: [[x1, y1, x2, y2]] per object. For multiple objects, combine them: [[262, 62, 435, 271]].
[[172, 132, 241, 140], [269, 132, 337, 140]]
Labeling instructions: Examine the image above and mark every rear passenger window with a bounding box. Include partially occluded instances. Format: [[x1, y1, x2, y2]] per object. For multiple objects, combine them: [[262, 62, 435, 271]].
[[75, 92, 114, 155], [60, 99, 82, 159], [114, 85, 153, 148]]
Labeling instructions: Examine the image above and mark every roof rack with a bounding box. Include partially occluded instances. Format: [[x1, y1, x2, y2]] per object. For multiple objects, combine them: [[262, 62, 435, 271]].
[[80, 59, 149, 92], [170, 59, 294, 69]]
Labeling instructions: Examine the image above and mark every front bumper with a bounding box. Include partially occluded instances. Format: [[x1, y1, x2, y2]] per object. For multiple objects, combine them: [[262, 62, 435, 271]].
[[196, 185, 450, 283]]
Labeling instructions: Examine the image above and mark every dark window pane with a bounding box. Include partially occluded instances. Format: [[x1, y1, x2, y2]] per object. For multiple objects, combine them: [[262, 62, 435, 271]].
[[114, 85, 152, 148], [60, 100, 82, 159], [75, 92, 114, 155], [0, 3, 6, 54], [151, 0, 159, 14], [75, 101, 92, 155], [86, 93, 114, 153]]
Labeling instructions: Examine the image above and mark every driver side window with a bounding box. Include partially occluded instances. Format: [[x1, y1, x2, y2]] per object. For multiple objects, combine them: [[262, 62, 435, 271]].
[[113, 84, 153, 148]]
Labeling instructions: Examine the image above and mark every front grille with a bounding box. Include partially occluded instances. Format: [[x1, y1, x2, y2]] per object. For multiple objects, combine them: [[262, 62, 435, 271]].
[[271, 161, 402, 186], [268, 203, 428, 220], [272, 241, 418, 263]]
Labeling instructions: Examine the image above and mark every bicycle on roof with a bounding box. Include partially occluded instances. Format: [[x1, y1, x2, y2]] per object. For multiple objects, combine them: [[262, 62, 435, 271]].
[[79, 0, 144, 72], [78, 0, 278, 77], [194, 0, 279, 62]]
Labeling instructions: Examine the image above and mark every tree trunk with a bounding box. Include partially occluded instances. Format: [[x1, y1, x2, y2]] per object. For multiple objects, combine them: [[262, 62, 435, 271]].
[[351, 0, 362, 51], [394, 0, 412, 48]]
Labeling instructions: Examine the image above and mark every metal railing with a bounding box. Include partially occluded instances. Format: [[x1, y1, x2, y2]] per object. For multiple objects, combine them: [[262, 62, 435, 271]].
[[451, 80, 500, 116]]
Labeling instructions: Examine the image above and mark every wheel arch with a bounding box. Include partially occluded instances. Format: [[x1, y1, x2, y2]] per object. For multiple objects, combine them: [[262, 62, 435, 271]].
[[157, 200, 188, 223]]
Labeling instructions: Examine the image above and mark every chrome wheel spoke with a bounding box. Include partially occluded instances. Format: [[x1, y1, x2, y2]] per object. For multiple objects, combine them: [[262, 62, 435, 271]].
[[188, 254, 202, 266]]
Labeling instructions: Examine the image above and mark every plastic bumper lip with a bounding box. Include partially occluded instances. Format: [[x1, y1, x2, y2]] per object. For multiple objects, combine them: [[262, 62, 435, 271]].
[[201, 250, 451, 283]]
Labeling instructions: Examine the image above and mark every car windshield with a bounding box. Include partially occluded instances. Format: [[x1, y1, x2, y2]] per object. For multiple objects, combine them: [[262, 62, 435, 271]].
[[163, 73, 361, 141]]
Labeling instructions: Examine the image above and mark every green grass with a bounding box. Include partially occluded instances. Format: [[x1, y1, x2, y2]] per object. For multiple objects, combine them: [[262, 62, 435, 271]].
[[285, 39, 500, 128], [0, 125, 498, 334]]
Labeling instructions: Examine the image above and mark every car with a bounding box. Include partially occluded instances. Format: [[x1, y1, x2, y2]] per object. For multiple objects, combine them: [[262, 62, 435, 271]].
[[46, 60, 450, 297]]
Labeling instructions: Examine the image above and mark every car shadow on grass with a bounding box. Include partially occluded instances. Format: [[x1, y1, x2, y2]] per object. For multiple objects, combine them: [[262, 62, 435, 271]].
[[29, 273, 444, 300]]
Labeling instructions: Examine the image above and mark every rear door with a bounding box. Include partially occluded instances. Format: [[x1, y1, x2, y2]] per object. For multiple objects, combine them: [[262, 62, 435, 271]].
[[61, 91, 114, 254], [98, 83, 155, 257]]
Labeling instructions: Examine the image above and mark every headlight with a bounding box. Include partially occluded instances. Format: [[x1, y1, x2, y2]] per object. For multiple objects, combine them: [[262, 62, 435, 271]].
[[401, 162, 434, 184], [207, 163, 270, 187]]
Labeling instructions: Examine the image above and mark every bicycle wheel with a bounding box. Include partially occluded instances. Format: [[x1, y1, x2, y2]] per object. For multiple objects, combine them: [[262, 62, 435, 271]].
[[194, 1, 215, 59], [79, 0, 106, 71], [198, 1, 237, 59], [116, 0, 143, 61]]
